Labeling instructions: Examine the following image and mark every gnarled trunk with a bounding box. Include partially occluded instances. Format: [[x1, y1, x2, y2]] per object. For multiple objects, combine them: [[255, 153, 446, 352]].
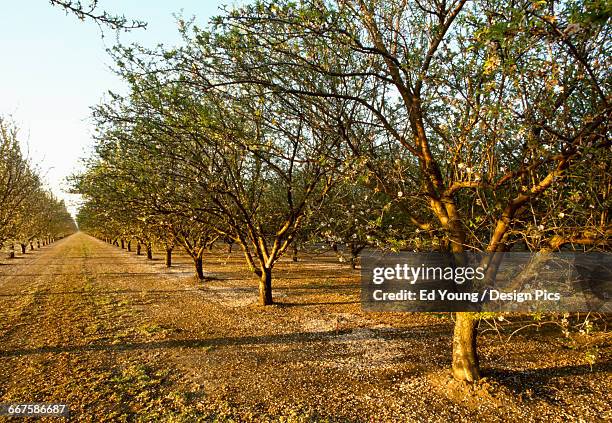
[[434, 202, 481, 383], [259, 267, 273, 305], [452, 312, 480, 382]]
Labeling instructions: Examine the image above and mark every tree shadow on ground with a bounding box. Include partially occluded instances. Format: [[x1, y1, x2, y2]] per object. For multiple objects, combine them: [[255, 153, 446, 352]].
[[484, 362, 612, 404], [275, 283, 360, 290], [274, 301, 361, 307], [0, 288, 203, 297], [0, 325, 452, 358]]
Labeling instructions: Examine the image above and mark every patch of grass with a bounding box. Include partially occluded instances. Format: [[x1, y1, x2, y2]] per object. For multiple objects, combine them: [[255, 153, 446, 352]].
[[85, 322, 104, 334], [103, 365, 210, 421], [93, 296, 114, 307], [138, 323, 170, 337]]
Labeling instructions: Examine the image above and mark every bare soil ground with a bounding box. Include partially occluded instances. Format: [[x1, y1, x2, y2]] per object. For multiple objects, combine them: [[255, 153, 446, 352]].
[[0, 233, 610, 422]]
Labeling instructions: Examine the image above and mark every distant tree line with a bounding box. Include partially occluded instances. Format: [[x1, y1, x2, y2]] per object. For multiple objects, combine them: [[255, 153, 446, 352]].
[[74, 0, 610, 382], [0, 117, 77, 256]]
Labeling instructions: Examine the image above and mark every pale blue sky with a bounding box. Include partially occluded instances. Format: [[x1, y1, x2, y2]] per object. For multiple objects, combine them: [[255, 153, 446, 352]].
[[1, 1, 245, 216]]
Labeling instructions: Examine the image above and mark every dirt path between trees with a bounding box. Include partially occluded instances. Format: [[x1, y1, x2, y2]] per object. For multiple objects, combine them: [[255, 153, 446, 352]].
[[0, 233, 610, 422]]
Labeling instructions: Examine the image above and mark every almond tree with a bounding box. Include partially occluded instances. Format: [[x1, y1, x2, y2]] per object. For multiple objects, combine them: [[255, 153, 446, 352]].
[[77, 41, 351, 303], [201, 0, 610, 381]]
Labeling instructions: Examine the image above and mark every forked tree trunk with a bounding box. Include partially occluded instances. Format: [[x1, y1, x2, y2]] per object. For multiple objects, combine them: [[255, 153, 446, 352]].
[[146, 244, 153, 260], [166, 248, 173, 267], [452, 312, 480, 382], [20, 244, 26, 254], [194, 256, 204, 280], [136, 242, 142, 255], [259, 268, 273, 305]]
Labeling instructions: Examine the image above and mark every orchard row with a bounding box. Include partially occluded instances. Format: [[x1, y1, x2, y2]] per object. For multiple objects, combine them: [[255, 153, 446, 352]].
[[0, 118, 77, 256], [73, 0, 610, 382]]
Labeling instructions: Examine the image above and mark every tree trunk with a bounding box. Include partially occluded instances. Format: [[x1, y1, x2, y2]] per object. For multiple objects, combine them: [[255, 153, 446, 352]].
[[37, 240, 40, 248], [20, 244, 26, 254], [259, 268, 273, 305], [120, 239, 125, 249], [292, 243, 298, 262], [452, 312, 480, 382], [136, 242, 142, 255], [146, 244, 153, 260], [227, 242, 233, 253], [127, 240, 131, 252], [349, 242, 357, 269], [435, 213, 481, 383], [166, 248, 173, 267], [8, 244, 15, 259], [30, 241, 34, 251], [194, 256, 204, 280]]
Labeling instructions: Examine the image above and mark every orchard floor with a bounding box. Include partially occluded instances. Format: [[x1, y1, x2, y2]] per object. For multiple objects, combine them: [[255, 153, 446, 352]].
[[0, 233, 610, 422]]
